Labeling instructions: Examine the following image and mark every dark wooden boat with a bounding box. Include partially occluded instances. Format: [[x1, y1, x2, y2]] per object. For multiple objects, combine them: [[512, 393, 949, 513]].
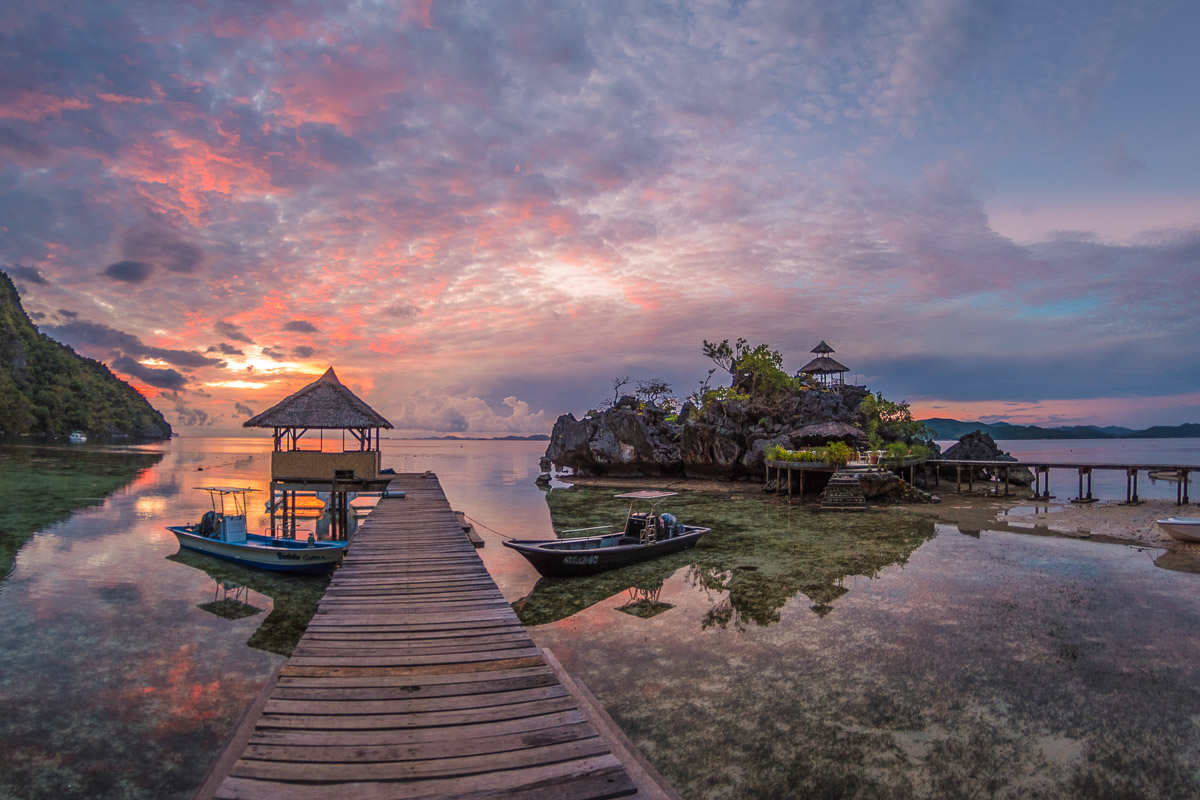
[[503, 491, 710, 577]]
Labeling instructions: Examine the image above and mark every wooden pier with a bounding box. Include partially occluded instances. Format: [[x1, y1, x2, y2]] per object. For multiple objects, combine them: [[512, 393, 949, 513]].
[[926, 460, 1194, 505], [199, 473, 676, 800]]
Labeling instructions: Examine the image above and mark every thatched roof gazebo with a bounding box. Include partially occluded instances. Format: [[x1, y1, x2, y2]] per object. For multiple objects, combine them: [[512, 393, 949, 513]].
[[244, 367, 393, 540], [798, 340, 849, 387], [244, 367, 392, 452]]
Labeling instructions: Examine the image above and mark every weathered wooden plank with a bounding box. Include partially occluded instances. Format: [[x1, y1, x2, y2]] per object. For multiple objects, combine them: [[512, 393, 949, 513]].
[[246, 710, 590, 748], [263, 685, 569, 716], [273, 664, 554, 690], [215, 754, 628, 799], [242, 722, 599, 764], [231, 737, 613, 782], [255, 695, 581, 730], [277, 654, 547, 678], [272, 671, 559, 701]]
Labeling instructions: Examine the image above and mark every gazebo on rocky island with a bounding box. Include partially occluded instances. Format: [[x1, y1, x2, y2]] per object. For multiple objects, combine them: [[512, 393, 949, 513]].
[[798, 340, 850, 388], [244, 367, 393, 539]]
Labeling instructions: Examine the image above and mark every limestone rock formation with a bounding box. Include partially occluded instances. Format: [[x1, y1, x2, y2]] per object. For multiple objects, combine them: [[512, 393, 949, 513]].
[[545, 386, 877, 480], [939, 430, 1034, 485]]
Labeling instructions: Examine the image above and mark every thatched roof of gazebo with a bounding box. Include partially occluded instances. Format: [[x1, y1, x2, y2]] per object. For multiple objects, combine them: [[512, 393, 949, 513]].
[[793, 421, 865, 444], [811, 340, 835, 354], [243, 367, 393, 429], [798, 355, 849, 375]]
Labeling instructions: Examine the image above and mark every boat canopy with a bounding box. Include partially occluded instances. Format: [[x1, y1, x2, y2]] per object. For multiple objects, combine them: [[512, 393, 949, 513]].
[[614, 491, 677, 500], [198, 486, 260, 495]]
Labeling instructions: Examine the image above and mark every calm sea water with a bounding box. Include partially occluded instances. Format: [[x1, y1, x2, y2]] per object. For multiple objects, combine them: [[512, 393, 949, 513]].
[[1, 436, 1198, 799]]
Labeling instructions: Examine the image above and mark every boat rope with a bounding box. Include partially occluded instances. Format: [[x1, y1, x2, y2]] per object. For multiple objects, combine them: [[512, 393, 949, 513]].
[[460, 513, 520, 541]]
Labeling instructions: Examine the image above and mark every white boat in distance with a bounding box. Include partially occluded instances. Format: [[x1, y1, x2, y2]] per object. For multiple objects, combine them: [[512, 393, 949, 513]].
[[1157, 518, 1200, 543], [68, 431, 87, 444], [168, 487, 346, 574]]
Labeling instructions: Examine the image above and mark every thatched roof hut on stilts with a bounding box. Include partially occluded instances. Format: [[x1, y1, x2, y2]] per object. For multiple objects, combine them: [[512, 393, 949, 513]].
[[243, 367, 393, 540], [798, 340, 850, 389]]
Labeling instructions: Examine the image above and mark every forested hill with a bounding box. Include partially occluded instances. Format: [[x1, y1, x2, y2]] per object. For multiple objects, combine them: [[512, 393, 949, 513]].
[[921, 418, 1200, 440], [0, 272, 171, 439]]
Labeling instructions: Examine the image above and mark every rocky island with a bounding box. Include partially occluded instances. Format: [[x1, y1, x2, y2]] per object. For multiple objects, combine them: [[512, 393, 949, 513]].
[[545, 339, 923, 476]]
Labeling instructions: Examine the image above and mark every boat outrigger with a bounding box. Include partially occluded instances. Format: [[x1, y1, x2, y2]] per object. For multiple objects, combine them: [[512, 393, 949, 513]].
[[503, 491, 710, 577], [167, 487, 346, 574]]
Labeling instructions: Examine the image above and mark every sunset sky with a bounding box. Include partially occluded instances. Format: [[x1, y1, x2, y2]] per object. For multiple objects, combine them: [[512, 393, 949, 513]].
[[3, 0, 1198, 435]]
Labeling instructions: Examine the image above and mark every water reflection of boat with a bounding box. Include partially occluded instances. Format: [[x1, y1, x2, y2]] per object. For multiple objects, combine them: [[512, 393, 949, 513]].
[[504, 491, 710, 577], [167, 486, 345, 574], [1157, 517, 1200, 543], [166, 550, 327, 655], [197, 580, 262, 620]]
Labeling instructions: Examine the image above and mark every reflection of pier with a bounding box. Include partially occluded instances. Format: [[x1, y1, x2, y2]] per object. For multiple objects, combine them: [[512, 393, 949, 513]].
[[926, 460, 1195, 506], [199, 474, 675, 799]]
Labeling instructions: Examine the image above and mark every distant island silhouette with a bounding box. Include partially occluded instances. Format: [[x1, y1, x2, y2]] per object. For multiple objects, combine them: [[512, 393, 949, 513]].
[[920, 418, 1199, 440]]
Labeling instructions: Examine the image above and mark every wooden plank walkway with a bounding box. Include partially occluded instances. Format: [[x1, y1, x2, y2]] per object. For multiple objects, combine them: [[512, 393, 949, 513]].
[[207, 474, 660, 800]]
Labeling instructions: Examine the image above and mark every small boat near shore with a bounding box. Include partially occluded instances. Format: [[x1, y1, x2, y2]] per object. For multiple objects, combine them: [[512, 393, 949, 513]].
[[168, 487, 346, 574], [68, 431, 87, 444], [1157, 517, 1200, 543], [1149, 469, 1190, 482], [503, 491, 710, 577]]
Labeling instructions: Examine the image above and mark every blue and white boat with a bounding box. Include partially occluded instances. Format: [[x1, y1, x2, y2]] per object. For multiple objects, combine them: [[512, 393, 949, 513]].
[[68, 431, 87, 444], [168, 487, 346, 574]]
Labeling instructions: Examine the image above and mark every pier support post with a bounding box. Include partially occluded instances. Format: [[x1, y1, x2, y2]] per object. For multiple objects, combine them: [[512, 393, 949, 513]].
[[955, 465, 962, 493], [1032, 466, 1053, 501], [1121, 469, 1141, 505], [1072, 468, 1096, 504], [1184, 470, 1191, 505]]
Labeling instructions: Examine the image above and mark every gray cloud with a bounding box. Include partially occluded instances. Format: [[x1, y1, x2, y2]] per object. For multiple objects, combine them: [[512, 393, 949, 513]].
[[112, 356, 187, 390], [103, 260, 154, 283], [42, 320, 221, 369], [121, 224, 206, 274], [292, 345, 316, 358], [7, 265, 49, 285], [214, 321, 255, 344], [283, 319, 318, 333], [171, 401, 215, 426]]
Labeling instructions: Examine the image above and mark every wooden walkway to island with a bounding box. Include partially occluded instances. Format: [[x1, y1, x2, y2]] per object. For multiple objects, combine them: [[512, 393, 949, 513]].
[[200, 473, 675, 800]]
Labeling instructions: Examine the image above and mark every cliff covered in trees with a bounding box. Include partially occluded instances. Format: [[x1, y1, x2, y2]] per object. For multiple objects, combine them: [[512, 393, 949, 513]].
[[0, 271, 171, 439]]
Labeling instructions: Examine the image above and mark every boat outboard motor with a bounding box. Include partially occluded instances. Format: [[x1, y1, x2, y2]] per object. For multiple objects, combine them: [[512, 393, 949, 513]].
[[197, 510, 217, 538]]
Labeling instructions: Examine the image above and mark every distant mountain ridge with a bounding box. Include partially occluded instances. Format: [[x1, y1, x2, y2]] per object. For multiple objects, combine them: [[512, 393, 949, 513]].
[[0, 271, 171, 439], [921, 417, 1200, 440]]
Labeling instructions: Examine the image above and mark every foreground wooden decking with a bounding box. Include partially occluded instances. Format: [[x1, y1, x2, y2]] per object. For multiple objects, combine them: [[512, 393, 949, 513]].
[[203, 473, 671, 800]]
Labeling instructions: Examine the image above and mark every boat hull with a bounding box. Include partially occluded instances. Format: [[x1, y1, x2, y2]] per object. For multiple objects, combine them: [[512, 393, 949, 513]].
[[504, 527, 709, 577], [1158, 518, 1200, 543], [168, 527, 345, 574]]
